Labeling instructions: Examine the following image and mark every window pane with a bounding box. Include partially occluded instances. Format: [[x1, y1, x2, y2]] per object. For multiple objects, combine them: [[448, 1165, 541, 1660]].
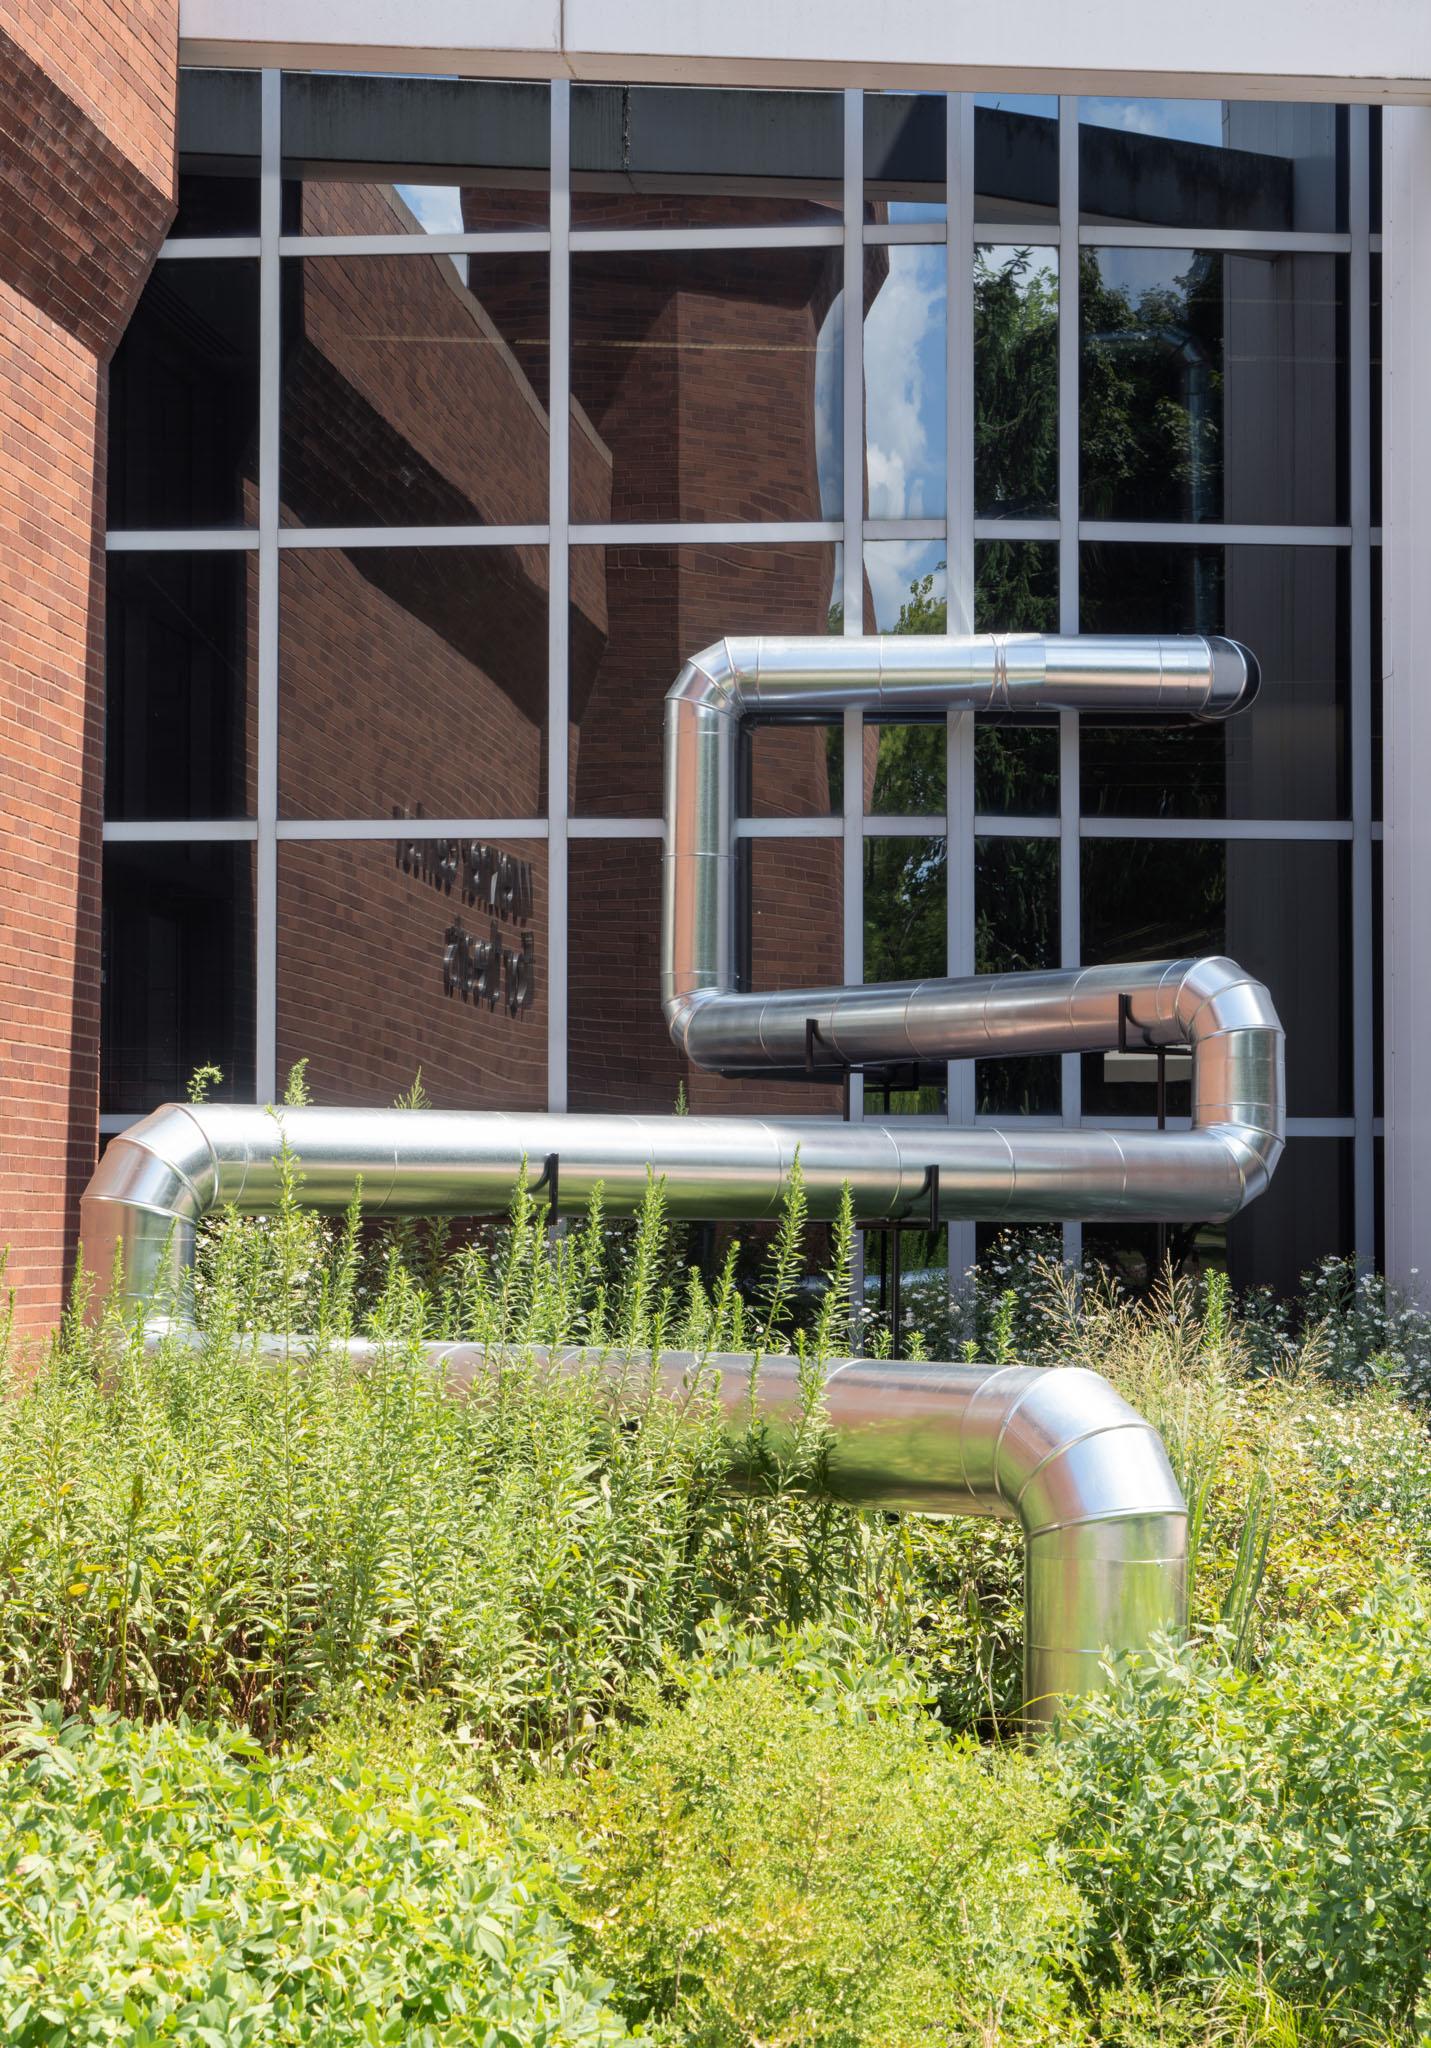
[[975, 245, 1057, 520], [976, 835, 1061, 1115], [277, 838, 545, 1108], [569, 839, 681, 1114], [734, 837, 845, 1115], [174, 69, 260, 238], [1080, 249, 1347, 526], [865, 244, 946, 519], [281, 73, 549, 234], [280, 253, 549, 527], [866, 730, 944, 816], [572, 249, 841, 523], [866, 92, 945, 223], [1079, 100, 1345, 232], [109, 260, 259, 529], [864, 834, 946, 981], [570, 844, 847, 1123], [863, 834, 950, 1108], [279, 546, 547, 819], [865, 541, 944, 632], [573, 543, 841, 817], [1081, 837, 1351, 1116], [568, 835, 850, 1121], [106, 553, 257, 820], [974, 95, 1058, 222], [101, 843, 255, 1111], [572, 84, 840, 228], [976, 540, 1060, 817], [744, 725, 842, 819], [1084, 1139, 1353, 1298], [863, 543, 1061, 817], [864, 543, 945, 818], [1079, 544, 1350, 820]]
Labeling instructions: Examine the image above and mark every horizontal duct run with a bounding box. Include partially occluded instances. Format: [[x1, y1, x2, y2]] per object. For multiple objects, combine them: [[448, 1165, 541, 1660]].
[[143, 1333, 1188, 1722]]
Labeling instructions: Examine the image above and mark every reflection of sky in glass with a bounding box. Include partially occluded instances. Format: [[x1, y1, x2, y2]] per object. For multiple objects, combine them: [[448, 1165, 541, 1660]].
[[1086, 245, 1199, 308], [395, 184, 466, 232], [974, 93, 1057, 121], [814, 293, 844, 518], [1079, 99, 1226, 147], [866, 539, 945, 632], [980, 244, 1058, 295], [864, 246, 946, 521]]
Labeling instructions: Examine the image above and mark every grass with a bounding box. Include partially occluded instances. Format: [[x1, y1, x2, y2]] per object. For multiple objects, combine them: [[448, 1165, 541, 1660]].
[[3, 1122, 1431, 2041]]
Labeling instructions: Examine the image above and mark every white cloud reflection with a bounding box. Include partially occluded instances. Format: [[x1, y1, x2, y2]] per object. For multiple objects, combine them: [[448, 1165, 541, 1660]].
[[1079, 99, 1226, 147], [395, 183, 466, 233], [865, 539, 945, 632], [863, 245, 946, 520], [814, 292, 844, 518]]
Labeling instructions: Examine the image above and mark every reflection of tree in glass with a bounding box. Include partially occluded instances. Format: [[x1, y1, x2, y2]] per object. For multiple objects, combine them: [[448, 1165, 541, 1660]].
[[859, 564, 1063, 1117], [1079, 249, 1223, 522], [863, 834, 945, 985], [974, 247, 1058, 519]]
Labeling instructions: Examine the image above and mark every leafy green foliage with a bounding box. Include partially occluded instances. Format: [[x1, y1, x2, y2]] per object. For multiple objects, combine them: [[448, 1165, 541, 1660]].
[[0, 1165, 913, 1754], [13, 1121, 1431, 2043], [974, 246, 1059, 520], [0, 1704, 633, 2046], [1056, 1585, 1431, 2036], [520, 1649, 1082, 2047]]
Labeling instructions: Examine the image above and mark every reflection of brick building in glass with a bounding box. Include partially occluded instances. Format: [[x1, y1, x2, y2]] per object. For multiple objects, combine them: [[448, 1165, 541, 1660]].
[[274, 166, 877, 1115]]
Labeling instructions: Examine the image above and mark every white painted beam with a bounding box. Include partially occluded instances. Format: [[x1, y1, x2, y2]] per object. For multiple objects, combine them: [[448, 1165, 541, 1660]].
[[180, 0, 1431, 100]]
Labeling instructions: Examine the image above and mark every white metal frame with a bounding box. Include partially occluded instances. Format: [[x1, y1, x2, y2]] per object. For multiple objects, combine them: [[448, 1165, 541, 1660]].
[[106, 75, 1377, 1273]]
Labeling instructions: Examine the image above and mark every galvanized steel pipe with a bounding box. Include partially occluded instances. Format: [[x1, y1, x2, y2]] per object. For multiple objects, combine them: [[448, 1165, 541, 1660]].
[[85, 633, 1281, 1300], [80, 630, 1266, 1705], [661, 630, 1282, 1218], [142, 1330, 1189, 1721]]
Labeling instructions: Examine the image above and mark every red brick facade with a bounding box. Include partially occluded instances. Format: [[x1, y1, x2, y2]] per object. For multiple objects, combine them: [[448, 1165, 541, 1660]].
[[0, 4, 179, 1327]]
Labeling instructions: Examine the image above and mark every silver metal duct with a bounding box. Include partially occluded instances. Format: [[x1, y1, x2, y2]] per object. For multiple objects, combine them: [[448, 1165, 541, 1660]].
[[145, 1330, 1188, 1721], [84, 631, 1280, 1313], [78, 630, 1265, 1706], [443, 1345, 1189, 1718], [660, 630, 1282, 1217]]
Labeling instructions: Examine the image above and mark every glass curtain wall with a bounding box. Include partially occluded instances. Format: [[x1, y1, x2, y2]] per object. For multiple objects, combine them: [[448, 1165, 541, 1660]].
[[104, 74, 1378, 1296]]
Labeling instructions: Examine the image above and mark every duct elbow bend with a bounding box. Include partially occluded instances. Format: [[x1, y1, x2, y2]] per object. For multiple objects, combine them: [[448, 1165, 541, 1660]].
[[663, 990, 700, 1054], [668, 637, 745, 716], [987, 1366, 1189, 1720], [78, 1105, 222, 1322]]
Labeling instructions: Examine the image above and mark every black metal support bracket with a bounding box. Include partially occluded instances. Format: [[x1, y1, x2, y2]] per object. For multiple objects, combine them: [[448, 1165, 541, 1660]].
[[858, 1165, 941, 1359], [805, 1017, 851, 1121], [530, 1151, 560, 1220], [1118, 991, 1197, 1277]]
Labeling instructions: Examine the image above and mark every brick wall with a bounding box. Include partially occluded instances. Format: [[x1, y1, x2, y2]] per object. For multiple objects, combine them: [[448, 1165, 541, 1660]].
[[0, 3, 178, 1326]]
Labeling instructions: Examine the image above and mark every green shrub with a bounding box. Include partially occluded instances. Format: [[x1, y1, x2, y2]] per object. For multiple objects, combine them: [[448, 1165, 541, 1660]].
[[1055, 1583, 1431, 2037], [518, 1647, 1082, 2046], [0, 1703, 635, 2046], [0, 1168, 919, 1753]]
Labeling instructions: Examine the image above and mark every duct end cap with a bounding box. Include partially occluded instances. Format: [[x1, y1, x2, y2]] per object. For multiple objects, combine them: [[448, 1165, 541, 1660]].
[[1199, 637, 1261, 720]]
